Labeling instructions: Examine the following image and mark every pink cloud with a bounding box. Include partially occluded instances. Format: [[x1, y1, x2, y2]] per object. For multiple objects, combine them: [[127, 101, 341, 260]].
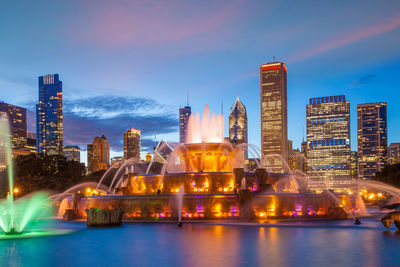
[[68, 0, 242, 48], [288, 12, 400, 63]]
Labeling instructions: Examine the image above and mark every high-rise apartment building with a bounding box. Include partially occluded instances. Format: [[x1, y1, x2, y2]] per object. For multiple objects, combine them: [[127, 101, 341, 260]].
[[123, 128, 141, 161], [63, 145, 81, 162], [229, 97, 248, 145], [350, 151, 358, 180], [306, 95, 351, 192], [36, 74, 63, 155], [179, 105, 191, 143], [388, 143, 400, 165], [0, 101, 27, 149], [260, 62, 288, 172], [26, 131, 37, 153], [357, 102, 387, 179], [87, 135, 109, 173]]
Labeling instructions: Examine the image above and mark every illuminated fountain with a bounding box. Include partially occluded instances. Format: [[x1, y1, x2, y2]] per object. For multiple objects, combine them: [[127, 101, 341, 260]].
[[59, 105, 361, 222], [0, 115, 52, 237]]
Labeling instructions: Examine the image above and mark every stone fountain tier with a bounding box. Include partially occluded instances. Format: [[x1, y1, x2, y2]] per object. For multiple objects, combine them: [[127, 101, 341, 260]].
[[85, 207, 123, 227], [61, 192, 356, 221]]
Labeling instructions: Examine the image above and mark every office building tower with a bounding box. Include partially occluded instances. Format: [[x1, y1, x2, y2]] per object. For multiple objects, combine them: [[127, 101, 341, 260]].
[[124, 128, 141, 161], [88, 135, 109, 173], [36, 74, 63, 155], [179, 104, 191, 143], [357, 102, 387, 179], [63, 145, 81, 162], [350, 151, 358, 180], [229, 97, 248, 145], [153, 140, 173, 163], [388, 143, 400, 165], [0, 101, 27, 149], [306, 95, 351, 192], [26, 131, 37, 153], [260, 62, 288, 172]]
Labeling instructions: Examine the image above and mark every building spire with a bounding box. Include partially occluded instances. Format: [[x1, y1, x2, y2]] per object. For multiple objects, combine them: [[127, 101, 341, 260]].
[[186, 93, 189, 106]]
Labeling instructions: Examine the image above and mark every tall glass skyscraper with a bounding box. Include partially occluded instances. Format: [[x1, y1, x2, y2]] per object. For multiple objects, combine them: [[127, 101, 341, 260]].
[[124, 128, 141, 161], [306, 95, 351, 192], [179, 105, 191, 143], [229, 97, 247, 145], [36, 74, 63, 155], [260, 62, 288, 172], [357, 102, 387, 179]]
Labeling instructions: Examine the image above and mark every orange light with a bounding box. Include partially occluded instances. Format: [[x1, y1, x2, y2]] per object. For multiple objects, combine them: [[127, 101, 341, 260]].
[[13, 188, 19, 193]]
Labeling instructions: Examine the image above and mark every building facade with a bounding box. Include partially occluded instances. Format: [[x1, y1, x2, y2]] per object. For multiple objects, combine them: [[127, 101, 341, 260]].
[[229, 97, 248, 145], [0, 101, 27, 149], [388, 143, 400, 165], [350, 151, 358, 180], [260, 62, 288, 172], [306, 95, 351, 192], [123, 128, 141, 161], [36, 74, 63, 155], [179, 105, 191, 143], [87, 135, 109, 173], [357, 102, 387, 179], [63, 145, 81, 162]]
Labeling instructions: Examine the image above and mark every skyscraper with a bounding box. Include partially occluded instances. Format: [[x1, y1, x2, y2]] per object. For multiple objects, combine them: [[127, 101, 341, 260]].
[[388, 143, 400, 165], [306, 95, 351, 192], [357, 102, 387, 179], [0, 101, 27, 149], [229, 97, 248, 145], [88, 135, 110, 173], [124, 128, 141, 161], [36, 74, 63, 155], [179, 103, 191, 143], [260, 62, 288, 172], [63, 145, 81, 162]]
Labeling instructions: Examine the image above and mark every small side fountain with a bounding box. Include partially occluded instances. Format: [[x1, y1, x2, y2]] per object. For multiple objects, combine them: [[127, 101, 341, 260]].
[[177, 186, 184, 227], [0, 115, 52, 238]]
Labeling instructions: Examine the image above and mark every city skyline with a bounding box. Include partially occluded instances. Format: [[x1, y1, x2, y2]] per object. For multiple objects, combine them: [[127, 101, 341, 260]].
[[1, 0, 400, 163]]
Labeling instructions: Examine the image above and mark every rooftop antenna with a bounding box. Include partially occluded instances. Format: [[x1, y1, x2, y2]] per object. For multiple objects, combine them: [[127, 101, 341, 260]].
[[273, 56, 276, 62], [186, 92, 189, 106], [221, 100, 223, 115]]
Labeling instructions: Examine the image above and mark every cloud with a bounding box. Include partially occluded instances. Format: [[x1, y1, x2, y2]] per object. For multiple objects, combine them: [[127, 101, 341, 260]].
[[289, 12, 400, 63], [349, 74, 376, 88], [27, 95, 178, 152]]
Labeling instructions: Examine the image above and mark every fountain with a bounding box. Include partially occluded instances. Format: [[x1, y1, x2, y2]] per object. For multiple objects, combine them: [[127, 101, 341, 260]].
[[0, 115, 53, 237], [58, 105, 362, 222]]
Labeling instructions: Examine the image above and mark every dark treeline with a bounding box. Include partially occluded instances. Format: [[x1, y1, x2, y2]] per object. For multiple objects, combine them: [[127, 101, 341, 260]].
[[0, 154, 105, 198], [373, 163, 400, 188]]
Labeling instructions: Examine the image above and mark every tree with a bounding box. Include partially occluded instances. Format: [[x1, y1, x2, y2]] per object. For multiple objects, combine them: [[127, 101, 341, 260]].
[[373, 163, 400, 188]]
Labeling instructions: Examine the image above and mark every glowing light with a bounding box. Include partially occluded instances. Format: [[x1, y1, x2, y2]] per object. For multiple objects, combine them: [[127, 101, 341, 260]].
[[13, 188, 19, 193]]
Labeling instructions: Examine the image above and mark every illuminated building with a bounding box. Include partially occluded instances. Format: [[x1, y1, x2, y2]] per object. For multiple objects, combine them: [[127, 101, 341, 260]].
[[306, 95, 351, 192], [63, 145, 81, 162], [153, 140, 173, 163], [179, 104, 191, 143], [123, 128, 141, 161], [229, 97, 248, 145], [260, 62, 288, 172], [87, 135, 109, 173], [111, 156, 123, 165], [350, 151, 358, 179], [357, 102, 387, 179], [0, 101, 27, 149], [301, 141, 308, 174], [26, 131, 37, 153], [36, 74, 63, 155], [145, 153, 152, 162], [388, 143, 400, 165]]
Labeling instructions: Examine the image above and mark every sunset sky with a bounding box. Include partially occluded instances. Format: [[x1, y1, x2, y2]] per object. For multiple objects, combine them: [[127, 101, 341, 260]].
[[1, 0, 400, 162]]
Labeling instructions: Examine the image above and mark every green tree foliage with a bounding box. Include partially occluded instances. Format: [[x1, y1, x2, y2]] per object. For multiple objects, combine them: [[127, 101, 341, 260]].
[[373, 163, 400, 188], [0, 153, 86, 197]]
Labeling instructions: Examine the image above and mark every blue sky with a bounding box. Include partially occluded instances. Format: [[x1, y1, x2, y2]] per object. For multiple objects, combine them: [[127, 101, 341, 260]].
[[1, 0, 400, 163]]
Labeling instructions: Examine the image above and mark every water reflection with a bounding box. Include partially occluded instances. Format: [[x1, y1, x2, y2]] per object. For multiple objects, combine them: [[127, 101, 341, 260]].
[[1, 221, 400, 266]]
